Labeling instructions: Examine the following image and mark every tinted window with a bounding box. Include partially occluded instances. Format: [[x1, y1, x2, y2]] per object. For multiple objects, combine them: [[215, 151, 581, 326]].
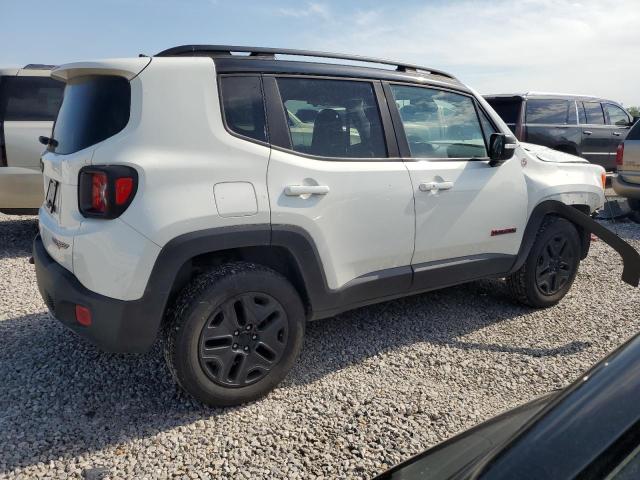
[[478, 108, 497, 145], [276, 78, 387, 158], [53, 75, 130, 155], [627, 121, 640, 141], [578, 102, 588, 124], [485, 98, 521, 126], [390, 85, 488, 159], [0, 76, 63, 121], [606, 104, 630, 127], [526, 99, 570, 124], [584, 102, 605, 125], [219, 76, 267, 143]]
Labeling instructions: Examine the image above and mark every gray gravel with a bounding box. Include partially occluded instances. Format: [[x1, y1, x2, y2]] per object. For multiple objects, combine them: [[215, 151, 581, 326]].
[[1, 212, 639, 480]]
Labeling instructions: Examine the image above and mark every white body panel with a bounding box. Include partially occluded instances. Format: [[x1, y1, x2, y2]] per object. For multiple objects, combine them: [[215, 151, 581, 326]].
[[407, 157, 528, 264], [38, 56, 606, 304], [3, 121, 51, 169], [268, 150, 415, 290]]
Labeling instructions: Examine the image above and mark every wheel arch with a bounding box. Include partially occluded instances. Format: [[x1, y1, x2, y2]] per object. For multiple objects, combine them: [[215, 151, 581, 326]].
[[510, 200, 640, 287]]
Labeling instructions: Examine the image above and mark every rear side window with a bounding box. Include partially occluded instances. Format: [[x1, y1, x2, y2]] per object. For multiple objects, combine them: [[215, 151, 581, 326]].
[[0, 76, 63, 121], [606, 104, 630, 126], [52, 75, 130, 155], [276, 78, 387, 159], [583, 102, 605, 125], [526, 99, 570, 125], [390, 84, 488, 159], [219, 76, 267, 143], [485, 98, 521, 126]]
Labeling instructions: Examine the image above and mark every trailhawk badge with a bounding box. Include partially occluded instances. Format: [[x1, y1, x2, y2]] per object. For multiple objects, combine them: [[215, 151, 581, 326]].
[[51, 236, 69, 250]]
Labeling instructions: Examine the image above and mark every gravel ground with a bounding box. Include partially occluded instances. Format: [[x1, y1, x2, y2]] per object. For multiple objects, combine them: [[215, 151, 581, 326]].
[[1, 213, 639, 479]]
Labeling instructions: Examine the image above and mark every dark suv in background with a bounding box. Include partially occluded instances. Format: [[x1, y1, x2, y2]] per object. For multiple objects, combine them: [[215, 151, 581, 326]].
[[484, 92, 636, 170]]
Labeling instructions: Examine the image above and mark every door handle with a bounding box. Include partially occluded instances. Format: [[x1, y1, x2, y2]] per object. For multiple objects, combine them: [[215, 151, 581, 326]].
[[583, 130, 593, 135], [613, 132, 622, 137], [419, 181, 454, 192], [284, 185, 330, 196]]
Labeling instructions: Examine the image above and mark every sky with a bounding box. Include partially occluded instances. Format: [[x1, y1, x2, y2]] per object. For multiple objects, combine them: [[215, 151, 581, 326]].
[[2, 0, 639, 106]]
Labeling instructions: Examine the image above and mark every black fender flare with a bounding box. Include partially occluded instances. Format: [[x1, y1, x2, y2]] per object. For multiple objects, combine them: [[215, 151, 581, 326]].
[[511, 200, 640, 287]]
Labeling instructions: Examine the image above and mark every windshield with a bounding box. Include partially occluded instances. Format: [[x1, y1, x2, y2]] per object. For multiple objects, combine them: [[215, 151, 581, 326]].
[[52, 75, 130, 155]]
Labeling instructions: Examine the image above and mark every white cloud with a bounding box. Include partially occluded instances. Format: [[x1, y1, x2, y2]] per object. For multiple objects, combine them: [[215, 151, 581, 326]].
[[277, 2, 331, 21], [292, 0, 640, 105]]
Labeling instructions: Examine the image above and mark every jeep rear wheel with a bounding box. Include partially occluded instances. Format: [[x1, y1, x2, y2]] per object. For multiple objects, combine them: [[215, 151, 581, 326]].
[[507, 216, 581, 308], [163, 262, 305, 407]]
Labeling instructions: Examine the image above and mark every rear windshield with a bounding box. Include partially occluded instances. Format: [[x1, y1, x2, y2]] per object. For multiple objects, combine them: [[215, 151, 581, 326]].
[[628, 121, 640, 141], [52, 75, 130, 155], [0, 76, 63, 121], [484, 98, 521, 125]]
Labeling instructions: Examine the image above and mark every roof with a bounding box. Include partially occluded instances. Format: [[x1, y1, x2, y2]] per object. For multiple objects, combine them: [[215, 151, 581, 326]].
[[484, 91, 604, 101], [155, 45, 463, 88]]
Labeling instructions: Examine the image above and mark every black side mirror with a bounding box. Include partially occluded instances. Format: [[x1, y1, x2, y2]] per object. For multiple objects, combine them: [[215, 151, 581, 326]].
[[489, 133, 516, 166], [38, 136, 58, 148]]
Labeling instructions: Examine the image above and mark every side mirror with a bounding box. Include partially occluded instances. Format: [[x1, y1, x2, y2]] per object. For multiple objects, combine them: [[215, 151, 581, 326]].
[[489, 133, 516, 166]]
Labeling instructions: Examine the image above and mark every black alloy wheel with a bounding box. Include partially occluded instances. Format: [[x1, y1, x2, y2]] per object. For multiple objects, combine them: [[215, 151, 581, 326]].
[[198, 292, 289, 387]]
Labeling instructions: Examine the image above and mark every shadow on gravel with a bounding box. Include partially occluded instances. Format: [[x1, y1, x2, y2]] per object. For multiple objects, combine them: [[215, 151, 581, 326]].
[[0, 280, 590, 473], [0, 218, 38, 259]]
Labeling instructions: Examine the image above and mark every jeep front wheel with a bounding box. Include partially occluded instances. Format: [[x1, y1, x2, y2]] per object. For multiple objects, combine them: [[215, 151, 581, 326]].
[[507, 216, 581, 308], [163, 262, 305, 407]]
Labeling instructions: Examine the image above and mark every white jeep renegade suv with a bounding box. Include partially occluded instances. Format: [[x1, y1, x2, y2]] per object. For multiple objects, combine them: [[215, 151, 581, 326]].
[[33, 45, 640, 407]]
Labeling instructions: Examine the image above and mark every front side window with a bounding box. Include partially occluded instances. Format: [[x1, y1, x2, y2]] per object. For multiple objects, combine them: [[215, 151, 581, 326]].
[[276, 77, 387, 159], [0, 76, 63, 121], [390, 84, 488, 159], [584, 102, 605, 125], [606, 104, 630, 127], [53, 75, 130, 155], [526, 99, 570, 125], [219, 76, 267, 143]]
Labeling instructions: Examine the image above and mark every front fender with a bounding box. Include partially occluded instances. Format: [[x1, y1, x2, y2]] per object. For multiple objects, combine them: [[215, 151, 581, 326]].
[[512, 200, 640, 287]]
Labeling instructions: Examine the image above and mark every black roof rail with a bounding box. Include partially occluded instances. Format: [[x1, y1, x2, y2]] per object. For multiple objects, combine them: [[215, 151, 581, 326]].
[[23, 64, 57, 70], [155, 45, 457, 80]]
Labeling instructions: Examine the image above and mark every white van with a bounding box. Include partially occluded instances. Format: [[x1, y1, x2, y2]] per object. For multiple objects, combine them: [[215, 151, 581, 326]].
[[0, 65, 64, 214]]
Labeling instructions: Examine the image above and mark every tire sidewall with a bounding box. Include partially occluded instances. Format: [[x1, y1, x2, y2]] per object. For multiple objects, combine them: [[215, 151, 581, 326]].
[[173, 266, 305, 406], [525, 218, 581, 306]]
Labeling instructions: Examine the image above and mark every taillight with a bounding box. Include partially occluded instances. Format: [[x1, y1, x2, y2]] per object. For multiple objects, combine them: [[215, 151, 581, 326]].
[[616, 143, 625, 168], [79, 166, 138, 218]]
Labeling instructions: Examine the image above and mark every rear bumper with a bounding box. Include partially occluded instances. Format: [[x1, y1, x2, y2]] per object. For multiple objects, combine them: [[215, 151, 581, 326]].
[[33, 234, 161, 353], [612, 174, 640, 200], [0, 167, 43, 212]]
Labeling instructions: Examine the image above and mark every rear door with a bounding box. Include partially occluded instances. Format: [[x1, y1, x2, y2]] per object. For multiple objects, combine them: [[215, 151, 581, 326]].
[[524, 98, 581, 154], [605, 103, 632, 163], [580, 101, 613, 169], [1, 72, 63, 170], [265, 75, 415, 299], [386, 83, 528, 285]]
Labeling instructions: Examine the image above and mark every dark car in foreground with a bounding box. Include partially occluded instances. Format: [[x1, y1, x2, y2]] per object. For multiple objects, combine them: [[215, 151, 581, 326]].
[[613, 120, 640, 222], [376, 333, 640, 479], [484, 92, 636, 171]]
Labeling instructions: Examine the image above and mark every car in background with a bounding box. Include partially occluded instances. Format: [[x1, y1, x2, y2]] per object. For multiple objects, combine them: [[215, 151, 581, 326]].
[[484, 92, 636, 171], [376, 332, 640, 479], [0, 65, 64, 214], [613, 120, 640, 222]]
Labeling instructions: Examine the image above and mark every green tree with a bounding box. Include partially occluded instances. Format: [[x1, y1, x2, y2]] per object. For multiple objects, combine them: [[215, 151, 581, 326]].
[[628, 106, 640, 117]]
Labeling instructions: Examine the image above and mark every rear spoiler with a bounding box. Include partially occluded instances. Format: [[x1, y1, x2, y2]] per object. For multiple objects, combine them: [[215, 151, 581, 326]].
[[51, 58, 152, 82]]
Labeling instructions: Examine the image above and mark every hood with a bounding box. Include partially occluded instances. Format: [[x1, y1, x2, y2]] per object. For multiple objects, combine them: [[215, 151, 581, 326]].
[[521, 142, 588, 164]]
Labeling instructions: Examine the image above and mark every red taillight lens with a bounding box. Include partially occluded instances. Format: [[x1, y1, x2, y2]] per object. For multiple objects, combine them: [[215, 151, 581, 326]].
[[115, 177, 134, 205], [91, 172, 108, 212], [79, 166, 138, 219], [75, 305, 92, 326], [616, 143, 624, 168]]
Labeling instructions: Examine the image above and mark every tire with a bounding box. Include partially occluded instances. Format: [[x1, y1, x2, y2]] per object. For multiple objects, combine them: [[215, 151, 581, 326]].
[[163, 262, 305, 407], [506, 216, 581, 308], [628, 199, 640, 223]]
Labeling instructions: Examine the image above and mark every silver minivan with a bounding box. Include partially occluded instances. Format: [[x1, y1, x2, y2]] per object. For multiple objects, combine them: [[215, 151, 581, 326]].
[[0, 65, 63, 214]]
